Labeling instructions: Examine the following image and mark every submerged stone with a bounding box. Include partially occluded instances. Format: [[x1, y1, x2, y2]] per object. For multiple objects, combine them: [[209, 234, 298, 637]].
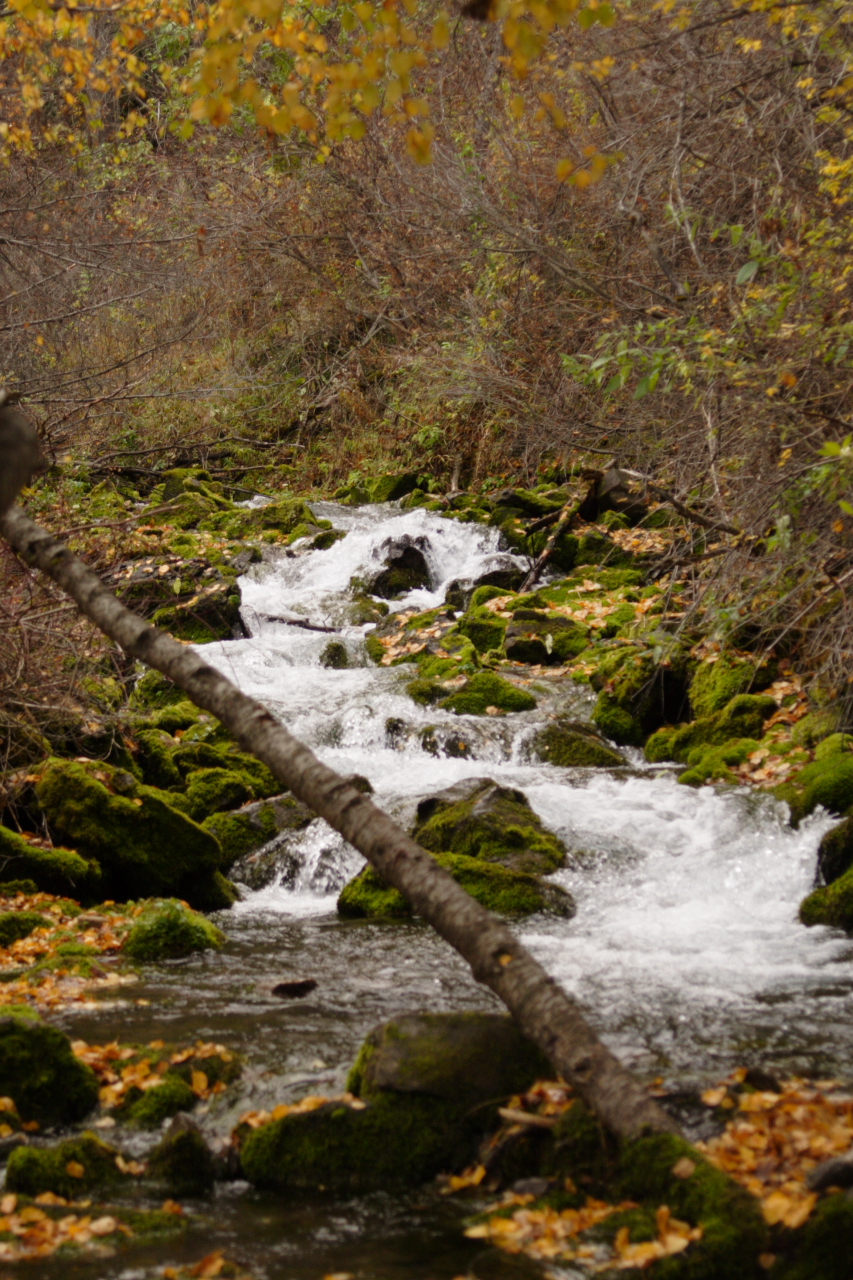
[[6, 1133, 128, 1198], [0, 1016, 98, 1126], [413, 778, 566, 875], [122, 899, 225, 962], [530, 720, 627, 769]]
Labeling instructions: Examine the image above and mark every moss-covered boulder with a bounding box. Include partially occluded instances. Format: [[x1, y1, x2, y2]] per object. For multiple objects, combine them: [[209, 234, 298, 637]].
[[773, 1190, 853, 1280], [320, 639, 349, 668], [183, 768, 255, 822], [799, 873, 853, 932], [530, 719, 627, 769], [688, 655, 774, 718], [457, 608, 508, 655], [774, 754, 853, 825], [34, 759, 225, 906], [677, 738, 761, 788], [204, 793, 313, 872], [152, 580, 242, 644], [338, 852, 574, 919], [0, 1016, 98, 1125], [134, 728, 184, 790], [126, 1073, 197, 1128], [503, 610, 589, 666], [122, 899, 225, 961], [661, 693, 777, 764], [590, 644, 690, 747], [413, 778, 566, 875], [148, 1115, 216, 1195], [367, 472, 419, 504], [790, 708, 845, 749], [6, 1133, 128, 1198], [441, 671, 536, 715], [0, 825, 99, 898], [241, 1012, 550, 1194]]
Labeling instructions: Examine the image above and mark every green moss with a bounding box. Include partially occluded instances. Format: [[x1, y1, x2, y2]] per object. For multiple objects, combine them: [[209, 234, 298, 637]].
[[337, 851, 574, 919], [470, 585, 510, 609], [503, 610, 589, 665], [816, 816, 853, 886], [122, 899, 225, 961], [147, 1117, 216, 1194], [367, 472, 419, 503], [0, 880, 38, 897], [413, 779, 566, 874], [35, 759, 222, 904], [134, 728, 182, 790], [593, 692, 643, 747], [320, 640, 349, 668], [202, 808, 276, 869], [589, 643, 691, 747], [441, 671, 536, 715], [0, 911, 46, 948], [617, 1133, 766, 1279], [575, 530, 633, 568], [130, 669, 186, 710], [799, 869, 853, 932], [183, 767, 255, 821], [790, 708, 844, 748], [669, 694, 778, 763], [241, 1093, 481, 1193], [774, 754, 853, 825], [6, 1133, 128, 1198], [405, 677, 446, 706], [364, 633, 385, 664], [0, 826, 99, 898], [689, 656, 770, 718], [644, 726, 677, 763], [531, 720, 626, 768], [148, 701, 203, 734], [678, 738, 760, 787], [457, 612, 508, 655], [0, 1015, 98, 1125], [814, 732, 853, 760], [773, 1191, 853, 1280]]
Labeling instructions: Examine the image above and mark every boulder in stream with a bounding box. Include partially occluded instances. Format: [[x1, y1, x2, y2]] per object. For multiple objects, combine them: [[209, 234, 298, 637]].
[[6, 1132, 130, 1198], [504, 610, 590, 666], [0, 1014, 99, 1126], [440, 670, 537, 715], [240, 1012, 548, 1193], [362, 535, 431, 598], [122, 899, 225, 962], [0, 825, 100, 899], [148, 1115, 216, 1195], [206, 793, 313, 873], [530, 720, 627, 769]]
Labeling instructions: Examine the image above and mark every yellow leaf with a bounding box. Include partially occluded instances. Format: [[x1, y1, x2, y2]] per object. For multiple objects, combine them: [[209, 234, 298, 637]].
[[191, 1070, 209, 1095], [65, 1160, 85, 1178], [556, 158, 574, 181]]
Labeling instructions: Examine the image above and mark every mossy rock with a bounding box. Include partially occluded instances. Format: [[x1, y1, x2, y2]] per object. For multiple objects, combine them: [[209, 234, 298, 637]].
[[130, 670, 187, 711], [814, 732, 853, 761], [183, 768, 255, 822], [151, 585, 242, 644], [0, 1016, 99, 1125], [337, 852, 574, 919], [503, 610, 589, 665], [204, 794, 312, 872], [531, 720, 627, 769], [412, 777, 566, 875], [365, 540, 431, 598], [772, 1191, 853, 1280], [799, 868, 853, 932], [815, 816, 853, 887], [367, 473, 419, 503], [774, 754, 853, 826], [348, 1011, 551, 1107], [134, 728, 183, 790], [457, 611, 508, 655], [320, 639, 349, 668], [6, 1133, 128, 1198], [678, 738, 761, 788], [441, 671, 536, 715], [575, 529, 633, 568], [122, 899, 225, 961], [148, 701, 204, 735], [644, 726, 678, 763], [593, 692, 645, 747], [689, 655, 775, 719], [148, 1116, 216, 1195], [35, 759, 222, 905], [172, 743, 279, 798], [590, 644, 690, 747], [0, 911, 46, 948], [668, 694, 778, 763], [0, 826, 99, 898], [791, 708, 845, 749]]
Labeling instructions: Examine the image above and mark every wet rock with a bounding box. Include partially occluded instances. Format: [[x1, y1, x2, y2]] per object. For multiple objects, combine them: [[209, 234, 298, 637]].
[[503, 610, 590, 666], [271, 977, 317, 998], [320, 639, 349, 668], [6, 1132, 129, 1198], [240, 1013, 549, 1194], [0, 824, 99, 898], [445, 564, 524, 611], [206, 793, 313, 872], [775, 753, 853, 826], [806, 1153, 853, 1191], [127, 1074, 197, 1128], [589, 644, 691, 748], [365, 536, 431, 598], [530, 720, 627, 769], [799, 868, 853, 933], [817, 817, 853, 886], [420, 726, 472, 759], [413, 778, 566, 875], [688, 655, 776, 718], [366, 472, 420, 504], [440, 671, 537, 716], [0, 1015, 99, 1126], [148, 1115, 216, 1195], [122, 899, 225, 962], [34, 758, 227, 907]]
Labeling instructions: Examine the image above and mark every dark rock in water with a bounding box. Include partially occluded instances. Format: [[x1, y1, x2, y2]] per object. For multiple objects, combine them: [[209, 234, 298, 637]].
[[816, 816, 853, 886], [320, 639, 349, 668], [207, 793, 313, 873], [271, 977, 318, 999], [806, 1153, 853, 1191], [240, 1012, 549, 1194], [350, 1012, 551, 1107], [414, 777, 566, 875], [148, 1115, 216, 1195], [6, 1132, 129, 1198], [504, 610, 590, 666], [366, 536, 431, 598], [420, 726, 472, 759], [0, 1015, 99, 1126], [530, 720, 627, 769], [743, 1066, 782, 1094]]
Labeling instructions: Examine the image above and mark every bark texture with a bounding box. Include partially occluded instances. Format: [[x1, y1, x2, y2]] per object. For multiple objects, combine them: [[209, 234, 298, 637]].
[[0, 500, 678, 1143]]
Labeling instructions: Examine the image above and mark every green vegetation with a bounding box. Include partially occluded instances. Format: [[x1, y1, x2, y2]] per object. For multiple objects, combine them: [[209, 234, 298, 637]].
[[6, 1133, 128, 1198], [0, 1015, 99, 1125], [122, 899, 225, 961]]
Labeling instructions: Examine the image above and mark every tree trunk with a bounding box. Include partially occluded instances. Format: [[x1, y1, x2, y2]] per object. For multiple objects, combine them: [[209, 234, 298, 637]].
[[0, 500, 678, 1143]]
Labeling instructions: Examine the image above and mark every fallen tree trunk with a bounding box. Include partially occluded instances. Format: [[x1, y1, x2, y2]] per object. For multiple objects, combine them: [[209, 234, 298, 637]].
[[0, 497, 678, 1144]]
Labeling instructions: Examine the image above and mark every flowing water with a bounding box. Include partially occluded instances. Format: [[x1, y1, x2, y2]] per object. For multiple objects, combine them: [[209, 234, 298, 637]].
[[54, 502, 853, 1279]]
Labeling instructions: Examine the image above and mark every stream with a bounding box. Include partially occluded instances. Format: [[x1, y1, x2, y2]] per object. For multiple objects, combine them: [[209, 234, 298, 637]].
[[51, 501, 853, 1280]]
